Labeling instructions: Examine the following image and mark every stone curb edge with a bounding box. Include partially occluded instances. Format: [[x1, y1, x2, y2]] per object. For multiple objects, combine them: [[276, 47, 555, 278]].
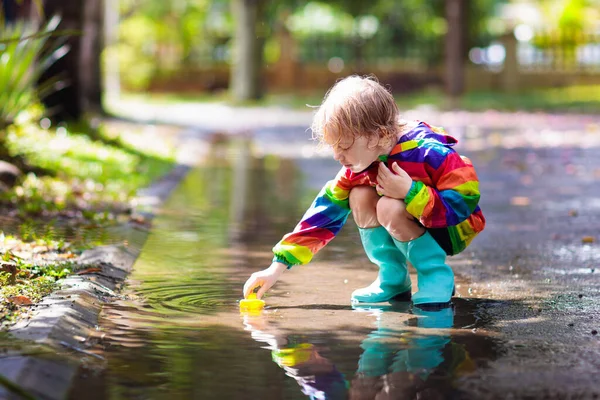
[[0, 163, 191, 400]]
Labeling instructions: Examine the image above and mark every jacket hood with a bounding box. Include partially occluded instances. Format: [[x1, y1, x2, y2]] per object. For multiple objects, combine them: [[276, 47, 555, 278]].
[[399, 121, 458, 147]]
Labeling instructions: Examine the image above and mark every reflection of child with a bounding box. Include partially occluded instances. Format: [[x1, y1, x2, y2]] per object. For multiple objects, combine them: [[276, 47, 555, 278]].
[[243, 306, 471, 400], [273, 345, 349, 400], [243, 75, 485, 307], [243, 316, 349, 400]]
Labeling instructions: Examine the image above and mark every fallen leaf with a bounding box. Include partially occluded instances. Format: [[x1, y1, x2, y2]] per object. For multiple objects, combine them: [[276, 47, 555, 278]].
[[76, 267, 102, 275], [568, 210, 578, 217], [8, 296, 33, 305], [582, 236, 595, 243]]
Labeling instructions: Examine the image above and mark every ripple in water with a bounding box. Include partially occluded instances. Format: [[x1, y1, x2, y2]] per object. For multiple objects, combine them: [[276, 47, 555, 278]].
[[133, 280, 234, 314]]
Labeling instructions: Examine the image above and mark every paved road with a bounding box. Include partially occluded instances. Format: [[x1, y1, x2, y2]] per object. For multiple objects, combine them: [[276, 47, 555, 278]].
[[118, 99, 600, 398]]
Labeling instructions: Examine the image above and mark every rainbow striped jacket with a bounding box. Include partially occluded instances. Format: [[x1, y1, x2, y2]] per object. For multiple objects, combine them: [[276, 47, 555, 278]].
[[273, 121, 485, 267]]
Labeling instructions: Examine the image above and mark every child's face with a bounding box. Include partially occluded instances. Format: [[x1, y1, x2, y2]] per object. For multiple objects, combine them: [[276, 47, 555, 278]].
[[330, 135, 383, 173]]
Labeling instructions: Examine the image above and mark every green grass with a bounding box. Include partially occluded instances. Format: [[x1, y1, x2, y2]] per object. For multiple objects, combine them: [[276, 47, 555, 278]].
[[0, 233, 75, 328], [456, 85, 600, 113], [120, 84, 600, 113], [2, 109, 175, 219], [0, 109, 177, 330]]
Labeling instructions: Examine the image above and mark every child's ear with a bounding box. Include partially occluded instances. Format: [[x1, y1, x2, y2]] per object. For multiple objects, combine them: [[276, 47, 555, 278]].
[[368, 129, 385, 149], [367, 135, 379, 149]]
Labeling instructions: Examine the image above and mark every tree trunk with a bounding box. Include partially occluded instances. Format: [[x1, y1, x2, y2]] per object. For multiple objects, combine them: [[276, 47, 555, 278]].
[[3, 0, 37, 24], [445, 0, 466, 103], [39, 0, 104, 122], [230, 0, 264, 101], [2, 0, 18, 23], [80, 0, 104, 114]]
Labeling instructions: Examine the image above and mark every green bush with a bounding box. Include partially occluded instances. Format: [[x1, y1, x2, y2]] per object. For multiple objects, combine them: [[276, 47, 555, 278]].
[[0, 16, 66, 129]]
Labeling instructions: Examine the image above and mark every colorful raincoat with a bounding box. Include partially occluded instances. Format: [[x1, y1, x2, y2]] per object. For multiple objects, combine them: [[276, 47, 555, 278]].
[[273, 121, 486, 267]]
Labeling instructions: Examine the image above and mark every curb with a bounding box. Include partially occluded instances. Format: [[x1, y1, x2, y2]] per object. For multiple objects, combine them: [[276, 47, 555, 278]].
[[1, 162, 191, 400]]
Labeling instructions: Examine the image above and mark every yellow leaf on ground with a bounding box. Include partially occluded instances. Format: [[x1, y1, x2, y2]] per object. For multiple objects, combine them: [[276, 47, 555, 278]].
[[582, 236, 596, 243]]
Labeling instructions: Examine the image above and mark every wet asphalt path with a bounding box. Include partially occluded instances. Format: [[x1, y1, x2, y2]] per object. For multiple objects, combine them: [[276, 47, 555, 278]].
[[249, 120, 600, 399], [110, 101, 600, 398]]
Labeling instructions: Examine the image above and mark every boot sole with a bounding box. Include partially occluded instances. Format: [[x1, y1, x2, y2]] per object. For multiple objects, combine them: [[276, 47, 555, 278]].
[[411, 286, 456, 310], [413, 302, 453, 311], [390, 289, 412, 302], [351, 288, 412, 304]]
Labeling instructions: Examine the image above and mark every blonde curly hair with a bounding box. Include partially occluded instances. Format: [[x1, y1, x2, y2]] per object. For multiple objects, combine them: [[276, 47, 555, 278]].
[[311, 75, 403, 150]]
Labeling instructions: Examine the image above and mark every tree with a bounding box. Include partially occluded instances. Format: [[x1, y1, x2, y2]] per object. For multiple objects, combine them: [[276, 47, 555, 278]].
[[230, 0, 265, 101], [445, 0, 466, 100], [230, 0, 308, 101], [39, 0, 104, 121], [2, 0, 19, 23]]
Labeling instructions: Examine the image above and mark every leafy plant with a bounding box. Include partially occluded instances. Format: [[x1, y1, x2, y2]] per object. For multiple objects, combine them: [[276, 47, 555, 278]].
[[0, 16, 67, 130], [28, 262, 72, 280]]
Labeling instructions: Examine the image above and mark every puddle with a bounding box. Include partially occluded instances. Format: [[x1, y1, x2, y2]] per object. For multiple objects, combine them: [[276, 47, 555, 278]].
[[65, 135, 507, 399]]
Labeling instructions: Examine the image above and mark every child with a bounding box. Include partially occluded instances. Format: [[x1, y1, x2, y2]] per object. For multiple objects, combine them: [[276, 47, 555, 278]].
[[242, 75, 485, 308]]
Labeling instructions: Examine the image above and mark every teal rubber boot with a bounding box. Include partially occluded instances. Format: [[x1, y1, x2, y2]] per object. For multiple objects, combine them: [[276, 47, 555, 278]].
[[351, 226, 411, 303], [393, 232, 454, 307]]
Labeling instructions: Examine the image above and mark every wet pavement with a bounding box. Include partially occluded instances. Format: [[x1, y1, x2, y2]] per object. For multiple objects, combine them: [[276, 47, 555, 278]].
[[62, 113, 600, 399]]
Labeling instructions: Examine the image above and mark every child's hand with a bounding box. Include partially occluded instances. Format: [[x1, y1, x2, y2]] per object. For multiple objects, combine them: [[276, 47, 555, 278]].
[[376, 162, 413, 199], [243, 262, 287, 299]]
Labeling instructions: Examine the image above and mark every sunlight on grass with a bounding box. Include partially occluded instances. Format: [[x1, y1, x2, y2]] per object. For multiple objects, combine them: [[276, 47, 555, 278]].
[[117, 84, 600, 113], [0, 111, 178, 329], [2, 112, 176, 217], [0, 233, 76, 328], [115, 90, 324, 109], [459, 85, 600, 112]]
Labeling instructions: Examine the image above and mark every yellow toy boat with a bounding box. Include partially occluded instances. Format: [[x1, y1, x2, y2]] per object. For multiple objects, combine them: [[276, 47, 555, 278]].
[[239, 293, 265, 313]]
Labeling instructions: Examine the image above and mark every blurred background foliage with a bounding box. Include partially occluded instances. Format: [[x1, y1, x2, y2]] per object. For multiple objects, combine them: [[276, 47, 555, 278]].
[[113, 0, 502, 91], [106, 0, 600, 101], [1, 0, 599, 123], [0, 0, 175, 224]]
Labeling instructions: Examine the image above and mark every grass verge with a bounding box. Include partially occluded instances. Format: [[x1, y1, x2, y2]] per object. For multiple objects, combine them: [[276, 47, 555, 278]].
[[0, 108, 177, 329]]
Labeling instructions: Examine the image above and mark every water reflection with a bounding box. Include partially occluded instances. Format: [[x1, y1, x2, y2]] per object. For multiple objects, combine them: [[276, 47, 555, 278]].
[[243, 300, 494, 400], [352, 306, 464, 400], [65, 133, 504, 399], [243, 314, 350, 400]]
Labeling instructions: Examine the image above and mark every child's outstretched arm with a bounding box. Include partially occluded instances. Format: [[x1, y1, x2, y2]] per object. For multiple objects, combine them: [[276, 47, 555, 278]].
[[402, 149, 481, 228], [243, 261, 287, 299], [243, 168, 352, 298]]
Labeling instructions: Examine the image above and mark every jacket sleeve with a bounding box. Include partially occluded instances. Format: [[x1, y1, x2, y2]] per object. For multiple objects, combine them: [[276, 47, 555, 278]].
[[273, 168, 352, 268], [403, 148, 481, 228]]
